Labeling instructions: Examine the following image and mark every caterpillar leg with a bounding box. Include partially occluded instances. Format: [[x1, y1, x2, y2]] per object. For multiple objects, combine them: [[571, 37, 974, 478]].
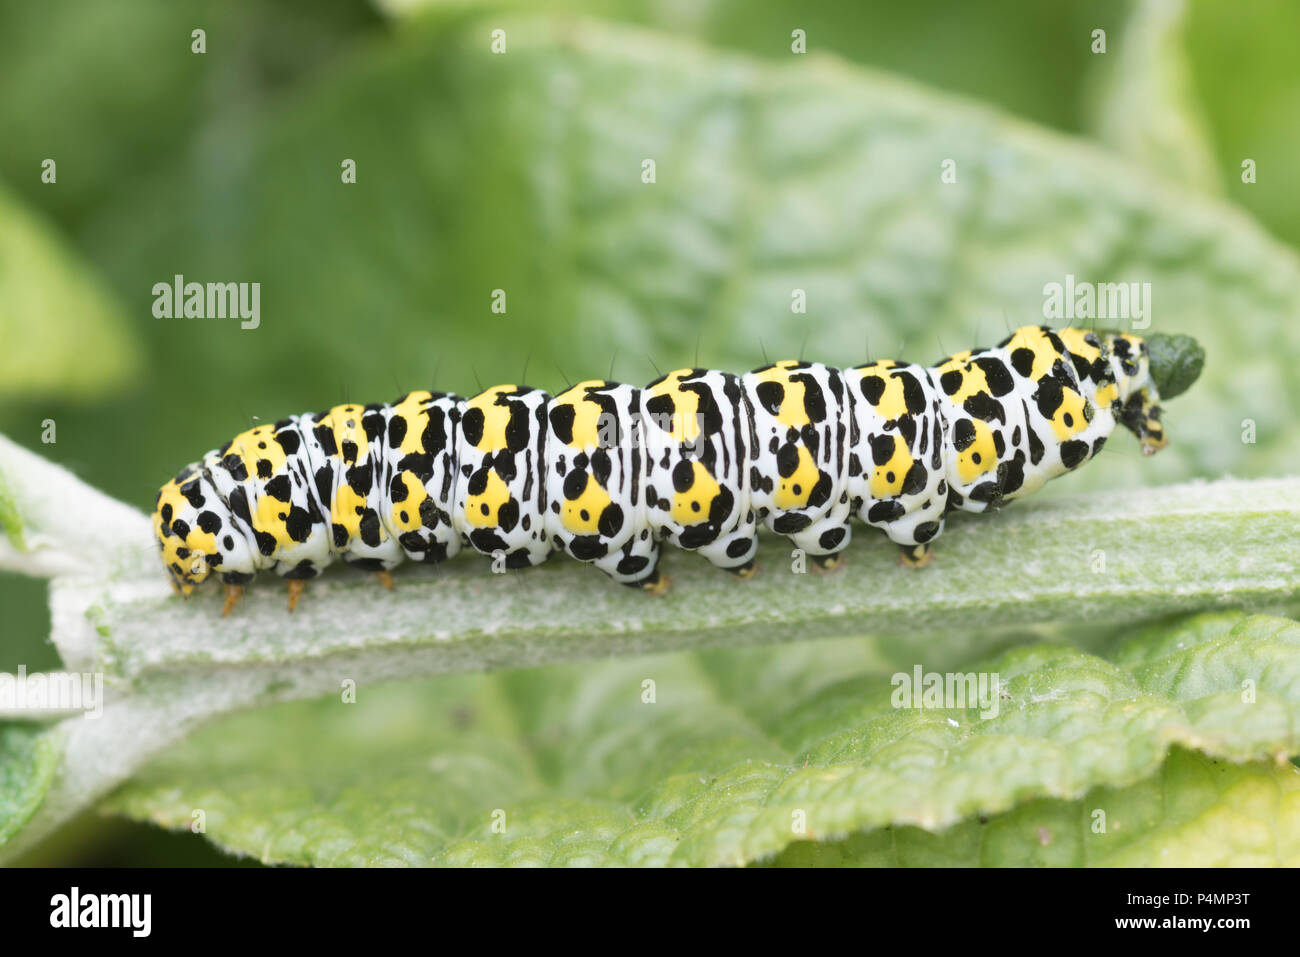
[[287, 579, 305, 612], [221, 584, 244, 617], [629, 570, 671, 596], [586, 533, 663, 590], [809, 553, 845, 573], [693, 526, 759, 574], [375, 570, 394, 591], [898, 542, 934, 567], [872, 502, 944, 570], [783, 516, 851, 573], [728, 560, 758, 580]]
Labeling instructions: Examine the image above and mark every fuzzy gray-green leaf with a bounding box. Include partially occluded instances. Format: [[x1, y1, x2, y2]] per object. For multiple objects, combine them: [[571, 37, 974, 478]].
[[103, 613, 1300, 866]]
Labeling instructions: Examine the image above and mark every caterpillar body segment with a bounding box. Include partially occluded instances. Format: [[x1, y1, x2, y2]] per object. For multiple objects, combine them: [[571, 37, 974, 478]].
[[744, 361, 854, 565], [153, 325, 1172, 610], [842, 360, 949, 553], [454, 385, 550, 568], [378, 390, 463, 566], [643, 368, 759, 577]]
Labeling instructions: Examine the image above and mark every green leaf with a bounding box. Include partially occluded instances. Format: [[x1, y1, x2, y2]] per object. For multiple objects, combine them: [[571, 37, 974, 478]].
[[382, 0, 1116, 140], [0, 181, 139, 401], [101, 612, 1300, 866], [0, 723, 62, 845], [74, 472, 1300, 681], [1111, 614, 1300, 762], [763, 748, 1300, 866], [1083, 0, 1221, 193]]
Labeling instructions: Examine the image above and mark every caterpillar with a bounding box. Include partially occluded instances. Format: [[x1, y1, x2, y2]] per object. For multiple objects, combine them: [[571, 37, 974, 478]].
[[153, 324, 1193, 615]]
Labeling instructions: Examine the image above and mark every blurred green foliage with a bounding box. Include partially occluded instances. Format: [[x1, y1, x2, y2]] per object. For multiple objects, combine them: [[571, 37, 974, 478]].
[[1185, 0, 1300, 245], [1, 0, 1298, 864]]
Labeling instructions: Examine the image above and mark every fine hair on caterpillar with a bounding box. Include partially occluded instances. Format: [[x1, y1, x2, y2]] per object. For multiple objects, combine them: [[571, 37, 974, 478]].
[[152, 324, 1198, 615]]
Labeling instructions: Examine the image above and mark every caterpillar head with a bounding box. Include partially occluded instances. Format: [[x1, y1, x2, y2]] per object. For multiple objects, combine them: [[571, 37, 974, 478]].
[[1103, 331, 1204, 456], [1105, 334, 1166, 455], [153, 467, 253, 594]]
